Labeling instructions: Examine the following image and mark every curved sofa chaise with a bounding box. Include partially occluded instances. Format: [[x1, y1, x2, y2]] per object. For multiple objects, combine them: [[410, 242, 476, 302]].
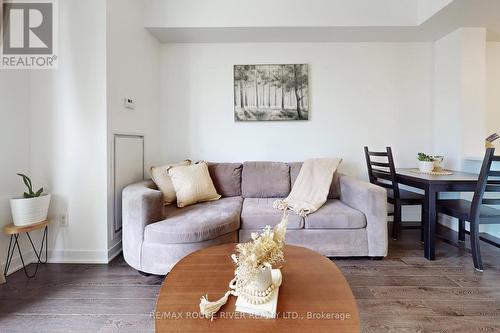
[[123, 161, 388, 275]]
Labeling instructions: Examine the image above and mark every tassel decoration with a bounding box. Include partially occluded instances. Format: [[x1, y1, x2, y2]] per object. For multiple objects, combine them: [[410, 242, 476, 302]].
[[199, 290, 234, 321]]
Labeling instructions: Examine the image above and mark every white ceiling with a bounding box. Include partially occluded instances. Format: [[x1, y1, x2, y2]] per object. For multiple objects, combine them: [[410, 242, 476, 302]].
[[144, 0, 500, 42], [417, 0, 454, 24], [144, 0, 420, 28]]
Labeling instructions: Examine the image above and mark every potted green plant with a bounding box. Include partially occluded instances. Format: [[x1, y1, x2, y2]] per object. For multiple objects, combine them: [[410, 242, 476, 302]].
[[417, 153, 435, 173], [10, 174, 51, 227]]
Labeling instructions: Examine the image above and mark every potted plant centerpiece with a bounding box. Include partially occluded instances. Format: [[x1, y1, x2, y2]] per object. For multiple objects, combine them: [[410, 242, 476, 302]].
[[417, 153, 435, 173], [10, 174, 51, 227]]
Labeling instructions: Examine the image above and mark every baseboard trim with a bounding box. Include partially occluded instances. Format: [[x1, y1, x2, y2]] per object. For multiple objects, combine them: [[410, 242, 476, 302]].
[[389, 221, 500, 249], [465, 230, 500, 249], [1, 240, 123, 268], [47, 249, 109, 264], [437, 224, 500, 249], [107, 240, 122, 262], [3, 247, 123, 269]]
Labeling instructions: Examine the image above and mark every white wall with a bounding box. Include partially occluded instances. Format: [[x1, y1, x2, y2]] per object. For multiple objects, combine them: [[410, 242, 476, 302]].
[[159, 42, 434, 177], [486, 42, 500, 145], [26, 0, 108, 263], [0, 71, 34, 273], [483, 42, 500, 238], [432, 29, 466, 169], [106, 0, 162, 257], [2, 2, 497, 270], [2, 0, 163, 271], [460, 29, 486, 158], [432, 28, 500, 236], [433, 28, 487, 168], [1, 0, 108, 269]]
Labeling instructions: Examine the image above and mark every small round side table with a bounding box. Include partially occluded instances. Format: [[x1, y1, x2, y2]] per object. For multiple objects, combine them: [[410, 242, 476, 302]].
[[3, 219, 50, 279]]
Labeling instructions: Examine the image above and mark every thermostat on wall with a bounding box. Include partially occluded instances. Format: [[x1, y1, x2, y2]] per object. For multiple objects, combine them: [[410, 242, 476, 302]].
[[124, 97, 136, 110]]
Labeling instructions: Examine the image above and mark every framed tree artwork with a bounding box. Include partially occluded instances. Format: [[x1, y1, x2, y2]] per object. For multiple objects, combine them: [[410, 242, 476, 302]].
[[234, 64, 309, 121]]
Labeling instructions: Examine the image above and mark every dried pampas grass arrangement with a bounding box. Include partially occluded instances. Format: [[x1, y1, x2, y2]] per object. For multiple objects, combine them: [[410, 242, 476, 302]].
[[199, 213, 288, 320], [232, 215, 288, 285]]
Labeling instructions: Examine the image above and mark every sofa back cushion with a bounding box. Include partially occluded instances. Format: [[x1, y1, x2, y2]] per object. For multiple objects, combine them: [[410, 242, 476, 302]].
[[150, 159, 191, 205], [207, 162, 242, 197], [289, 162, 341, 199], [241, 161, 290, 198], [168, 162, 221, 208]]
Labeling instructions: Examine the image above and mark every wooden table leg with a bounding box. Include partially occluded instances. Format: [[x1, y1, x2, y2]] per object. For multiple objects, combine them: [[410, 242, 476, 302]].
[[424, 186, 437, 260]]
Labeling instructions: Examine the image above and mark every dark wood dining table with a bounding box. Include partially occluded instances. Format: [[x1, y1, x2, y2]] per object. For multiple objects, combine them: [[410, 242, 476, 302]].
[[395, 168, 479, 260]]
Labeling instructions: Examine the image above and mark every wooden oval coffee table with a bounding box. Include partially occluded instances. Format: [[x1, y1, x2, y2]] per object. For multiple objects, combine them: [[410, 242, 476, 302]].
[[155, 244, 360, 332]]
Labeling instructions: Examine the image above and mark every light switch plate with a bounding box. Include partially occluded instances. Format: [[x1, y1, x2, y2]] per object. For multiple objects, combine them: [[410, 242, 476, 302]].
[[124, 97, 136, 110]]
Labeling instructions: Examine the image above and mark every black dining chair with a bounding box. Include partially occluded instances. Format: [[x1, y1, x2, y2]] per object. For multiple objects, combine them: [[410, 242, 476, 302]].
[[364, 147, 425, 240], [436, 148, 500, 272]]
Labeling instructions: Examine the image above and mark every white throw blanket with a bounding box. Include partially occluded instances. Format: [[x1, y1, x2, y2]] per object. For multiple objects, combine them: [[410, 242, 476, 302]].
[[273, 158, 342, 217]]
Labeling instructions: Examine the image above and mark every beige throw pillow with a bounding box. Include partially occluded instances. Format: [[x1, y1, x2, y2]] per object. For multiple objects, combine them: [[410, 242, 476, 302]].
[[168, 162, 221, 208], [150, 160, 191, 205]]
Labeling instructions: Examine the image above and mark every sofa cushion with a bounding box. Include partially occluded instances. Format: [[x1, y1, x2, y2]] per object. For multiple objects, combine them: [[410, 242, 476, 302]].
[[304, 200, 366, 229], [241, 198, 303, 230], [241, 162, 290, 198], [150, 159, 191, 205], [168, 162, 221, 207], [144, 197, 242, 244], [208, 162, 242, 197], [289, 162, 341, 199]]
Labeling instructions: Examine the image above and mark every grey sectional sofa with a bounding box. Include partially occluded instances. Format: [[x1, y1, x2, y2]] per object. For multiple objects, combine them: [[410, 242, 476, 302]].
[[122, 161, 388, 275]]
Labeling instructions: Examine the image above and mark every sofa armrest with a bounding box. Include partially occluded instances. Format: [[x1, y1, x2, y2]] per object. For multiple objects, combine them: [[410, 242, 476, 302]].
[[339, 175, 388, 257], [122, 180, 164, 270]]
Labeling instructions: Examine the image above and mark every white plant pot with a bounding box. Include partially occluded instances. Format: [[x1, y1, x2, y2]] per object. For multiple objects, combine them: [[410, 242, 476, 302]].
[[247, 265, 272, 292], [10, 194, 51, 227], [418, 161, 434, 173]]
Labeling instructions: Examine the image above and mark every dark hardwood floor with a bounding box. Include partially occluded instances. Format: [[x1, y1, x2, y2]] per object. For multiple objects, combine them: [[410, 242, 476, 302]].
[[1, 228, 499, 332], [340, 227, 500, 332]]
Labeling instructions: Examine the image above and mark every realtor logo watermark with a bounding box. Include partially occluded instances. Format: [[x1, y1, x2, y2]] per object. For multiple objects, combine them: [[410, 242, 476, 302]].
[[1, 0, 58, 69]]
